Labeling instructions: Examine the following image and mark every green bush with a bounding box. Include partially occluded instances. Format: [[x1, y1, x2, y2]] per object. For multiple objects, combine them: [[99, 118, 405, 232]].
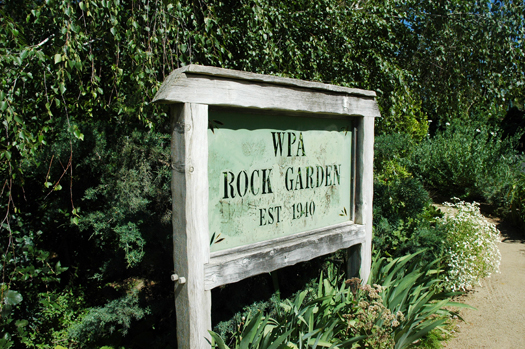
[[0, 212, 70, 348], [372, 176, 447, 264], [373, 132, 449, 263], [506, 169, 525, 231], [0, 120, 175, 348], [374, 211, 447, 265], [409, 120, 520, 203], [374, 178, 431, 225], [68, 292, 150, 347], [374, 133, 415, 183]]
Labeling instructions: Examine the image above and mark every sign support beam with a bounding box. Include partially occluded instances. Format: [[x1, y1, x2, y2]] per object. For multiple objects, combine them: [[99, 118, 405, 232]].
[[171, 103, 211, 349], [353, 114, 375, 283]]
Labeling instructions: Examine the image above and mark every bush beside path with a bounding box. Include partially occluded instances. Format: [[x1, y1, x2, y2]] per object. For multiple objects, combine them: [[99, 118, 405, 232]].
[[445, 218, 525, 349]]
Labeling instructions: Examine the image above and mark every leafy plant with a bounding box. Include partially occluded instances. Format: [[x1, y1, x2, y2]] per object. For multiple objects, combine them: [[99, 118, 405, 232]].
[[374, 206, 447, 264], [374, 133, 415, 183], [409, 120, 520, 203], [68, 291, 150, 347], [210, 263, 365, 349], [211, 251, 468, 349], [374, 178, 431, 225], [372, 174, 447, 264], [505, 169, 525, 232], [369, 251, 472, 349]]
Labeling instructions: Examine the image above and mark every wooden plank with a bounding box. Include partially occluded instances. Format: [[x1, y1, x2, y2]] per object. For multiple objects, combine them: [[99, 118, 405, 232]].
[[171, 103, 211, 349], [153, 69, 380, 118], [155, 64, 376, 99], [353, 116, 375, 283], [204, 222, 366, 290]]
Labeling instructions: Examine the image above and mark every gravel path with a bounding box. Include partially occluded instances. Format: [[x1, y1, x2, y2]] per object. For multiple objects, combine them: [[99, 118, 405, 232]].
[[444, 218, 525, 348]]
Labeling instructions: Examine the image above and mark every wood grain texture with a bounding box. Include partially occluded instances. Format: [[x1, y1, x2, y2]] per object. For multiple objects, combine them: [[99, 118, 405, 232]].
[[354, 116, 375, 284], [171, 103, 211, 349], [155, 64, 376, 99], [204, 222, 366, 290], [154, 66, 380, 118]]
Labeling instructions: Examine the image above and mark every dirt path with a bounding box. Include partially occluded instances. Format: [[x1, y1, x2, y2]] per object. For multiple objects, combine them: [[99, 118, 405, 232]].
[[444, 218, 525, 349]]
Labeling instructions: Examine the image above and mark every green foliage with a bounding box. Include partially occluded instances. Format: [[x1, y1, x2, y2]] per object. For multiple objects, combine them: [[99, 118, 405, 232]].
[[409, 120, 520, 202], [374, 212, 447, 265], [374, 133, 415, 182], [407, 1, 525, 122], [373, 132, 435, 261], [20, 289, 87, 348], [210, 264, 364, 349], [506, 171, 525, 230], [369, 251, 471, 349], [77, 126, 172, 270], [211, 251, 466, 349], [0, 119, 173, 347], [213, 296, 281, 341], [372, 176, 447, 264], [414, 325, 451, 349], [374, 178, 430, 225], [212, 255, 347, 344], [0, 210, 70, 348], [68, 292, 150, 347], [380, 87, 429, 141]]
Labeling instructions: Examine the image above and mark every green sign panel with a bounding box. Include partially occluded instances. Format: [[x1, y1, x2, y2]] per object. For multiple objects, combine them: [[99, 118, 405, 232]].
[[208, 110, 353, 252]]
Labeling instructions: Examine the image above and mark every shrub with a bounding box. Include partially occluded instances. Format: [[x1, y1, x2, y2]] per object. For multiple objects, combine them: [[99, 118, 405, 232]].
[[506, 169, 525, 231], [373, 177, 446, 264], [373, 131, 444, 263], [374, 212, 448, 266], [374, 133, 415, 182], [374, 177, 431, 225], [439, 201, 501, 292], [68, 292, 150, 347], [409, 120, 520, 203]]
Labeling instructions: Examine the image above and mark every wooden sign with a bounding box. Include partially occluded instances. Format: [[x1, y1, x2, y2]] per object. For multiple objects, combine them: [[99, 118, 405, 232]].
[[153, 65, 379, 349]]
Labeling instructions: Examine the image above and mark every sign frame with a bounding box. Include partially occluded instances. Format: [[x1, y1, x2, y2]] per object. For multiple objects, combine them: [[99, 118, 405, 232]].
[[153, 65, 379, 349]]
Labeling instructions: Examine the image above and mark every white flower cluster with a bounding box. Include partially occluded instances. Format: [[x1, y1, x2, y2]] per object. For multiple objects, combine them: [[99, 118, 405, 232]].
[[440, 200, 501, 292]]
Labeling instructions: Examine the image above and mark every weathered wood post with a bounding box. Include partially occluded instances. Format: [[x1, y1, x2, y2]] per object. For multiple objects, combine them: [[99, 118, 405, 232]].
[[170, 103, 212, 348], [153, 65, 379, 349], [354, 115, 375, 282]]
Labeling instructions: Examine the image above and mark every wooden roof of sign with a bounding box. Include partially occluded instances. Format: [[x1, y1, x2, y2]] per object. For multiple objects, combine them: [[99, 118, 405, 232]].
[[153, 65, 381, 118]]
